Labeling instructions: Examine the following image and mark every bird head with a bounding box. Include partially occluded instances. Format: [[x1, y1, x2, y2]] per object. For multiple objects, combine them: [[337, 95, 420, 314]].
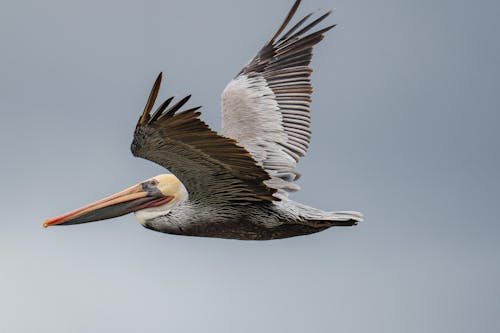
[[43, 174, 187, 228]]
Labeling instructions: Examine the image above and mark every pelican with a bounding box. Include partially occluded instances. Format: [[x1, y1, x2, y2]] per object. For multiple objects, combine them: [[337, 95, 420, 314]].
[[43, 0, 363, 240]]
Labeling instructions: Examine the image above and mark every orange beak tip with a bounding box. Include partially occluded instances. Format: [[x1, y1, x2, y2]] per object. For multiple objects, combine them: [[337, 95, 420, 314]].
[[42, 221, 50, 228]]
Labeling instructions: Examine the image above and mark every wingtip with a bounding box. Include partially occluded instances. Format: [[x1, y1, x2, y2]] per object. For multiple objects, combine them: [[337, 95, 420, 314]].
[[139, 72, 164, 125], [270, 0, 303, 42], [156, 72, 163, 85], [325, 23, 337, 32]]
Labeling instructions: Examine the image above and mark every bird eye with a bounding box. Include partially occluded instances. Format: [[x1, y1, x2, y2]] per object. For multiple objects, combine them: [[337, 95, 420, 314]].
[[142, 179, 158, 191]]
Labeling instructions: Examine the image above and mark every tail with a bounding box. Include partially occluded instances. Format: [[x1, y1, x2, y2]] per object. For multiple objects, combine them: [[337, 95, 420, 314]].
[[283, 200, 363, 228], [304, 211, 364, 228]]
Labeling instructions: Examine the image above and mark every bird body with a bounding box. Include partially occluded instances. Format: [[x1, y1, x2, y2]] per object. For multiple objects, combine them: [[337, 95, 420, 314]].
[[43, 0, 363, 240], [135, 183, 361, 240]]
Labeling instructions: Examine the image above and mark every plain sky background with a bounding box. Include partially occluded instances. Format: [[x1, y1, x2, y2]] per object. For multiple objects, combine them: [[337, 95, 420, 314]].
[[0, 0, 498, 332]]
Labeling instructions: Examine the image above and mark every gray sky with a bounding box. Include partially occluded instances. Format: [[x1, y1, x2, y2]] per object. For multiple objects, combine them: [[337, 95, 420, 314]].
[[1, 0, 499, 332]]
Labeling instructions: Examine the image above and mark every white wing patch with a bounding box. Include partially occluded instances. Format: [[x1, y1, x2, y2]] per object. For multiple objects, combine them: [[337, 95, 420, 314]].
[[222, 75, 301, 193], [222, 75, 283, 153], [220, 5, 335, 194]]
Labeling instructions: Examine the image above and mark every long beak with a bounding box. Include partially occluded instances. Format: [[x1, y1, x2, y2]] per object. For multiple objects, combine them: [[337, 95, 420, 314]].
[[43, 183, 173, 228]]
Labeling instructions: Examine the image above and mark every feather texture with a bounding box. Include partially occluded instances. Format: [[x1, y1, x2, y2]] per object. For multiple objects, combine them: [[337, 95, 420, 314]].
[[132, 74, 277, 204], [221, 0, 334, 194]]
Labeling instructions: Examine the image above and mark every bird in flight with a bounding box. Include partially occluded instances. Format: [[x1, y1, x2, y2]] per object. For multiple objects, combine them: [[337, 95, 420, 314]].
[[43, 0, 363, 240]]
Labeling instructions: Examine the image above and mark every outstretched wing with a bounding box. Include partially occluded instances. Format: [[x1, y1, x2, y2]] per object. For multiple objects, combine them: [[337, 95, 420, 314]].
[[221, 0, 334, 194], [132, 73, 277, 204]]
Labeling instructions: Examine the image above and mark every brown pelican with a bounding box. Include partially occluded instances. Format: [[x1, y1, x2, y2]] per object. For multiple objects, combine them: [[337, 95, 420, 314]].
[[43, 0, 363, 240]]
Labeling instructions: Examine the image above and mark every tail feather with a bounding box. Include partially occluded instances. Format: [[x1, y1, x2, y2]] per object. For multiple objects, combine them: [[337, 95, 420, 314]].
[[306, 211, 363, 227], [280, 199, 363, 228]]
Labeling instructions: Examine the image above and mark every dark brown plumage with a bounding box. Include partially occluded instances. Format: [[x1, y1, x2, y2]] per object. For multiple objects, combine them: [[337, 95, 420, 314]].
[[132, 73, 277, 204]]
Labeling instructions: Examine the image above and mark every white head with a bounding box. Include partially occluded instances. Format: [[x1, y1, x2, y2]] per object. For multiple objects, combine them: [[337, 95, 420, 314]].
[[134, 174, 188, 225]]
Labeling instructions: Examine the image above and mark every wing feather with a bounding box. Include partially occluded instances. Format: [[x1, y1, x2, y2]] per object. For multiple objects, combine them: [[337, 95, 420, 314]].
[[132, 74, 277, 204], [221, 0, 334, 194]]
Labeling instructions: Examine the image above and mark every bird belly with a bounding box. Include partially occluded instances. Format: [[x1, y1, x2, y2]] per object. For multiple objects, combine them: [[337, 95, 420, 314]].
[[142, 205, 324, 240], [179, 219, 326, 240]]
